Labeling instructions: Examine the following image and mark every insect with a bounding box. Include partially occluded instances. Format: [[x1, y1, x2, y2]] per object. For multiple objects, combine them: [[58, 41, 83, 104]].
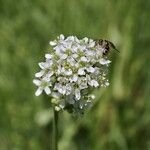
[[95, 39, 119, 56]]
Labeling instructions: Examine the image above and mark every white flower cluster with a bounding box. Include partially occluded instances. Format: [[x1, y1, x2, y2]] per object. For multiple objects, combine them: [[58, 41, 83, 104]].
[[33, 34, 111, 114]]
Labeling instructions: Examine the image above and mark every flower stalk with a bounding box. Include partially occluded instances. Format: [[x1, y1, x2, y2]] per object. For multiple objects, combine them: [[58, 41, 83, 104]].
[[52, 107, 58, 150]]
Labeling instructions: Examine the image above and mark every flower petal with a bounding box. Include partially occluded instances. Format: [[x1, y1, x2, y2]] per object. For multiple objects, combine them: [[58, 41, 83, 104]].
[[35, 70, 44, 77], [83, 37, 88, 43], [105, 81, 109, 86], [38, 62, 45, 69], [75, 89, 81, 100], [47, 71, 54, 77], [64, 69, 72, 76], [49, 40, 57, 46], [61, 54, 68, 60], [59, 100, 65, 109], [90, 94, 95, 99], [86, 67, 95, 73], [88, 40, 95, 47], [44, 87, 51, 95], [78, 68, 85, 75], [45, 54, 52, 59], [59, 34, 65, 40], [88, 80, 99, 87], [99, 58, 111, 65], [80, 56, 88, 62], [70, 74, 78, 82], [59, 86, 66, 95], [35, 88, 43, 96], [92, 80, 99, 87], [33, 79, 41, 86], [52, 92, 60, 99]]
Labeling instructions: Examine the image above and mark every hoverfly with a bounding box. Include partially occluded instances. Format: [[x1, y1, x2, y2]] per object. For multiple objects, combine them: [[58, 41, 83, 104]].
[[95, 39, 119, 56]]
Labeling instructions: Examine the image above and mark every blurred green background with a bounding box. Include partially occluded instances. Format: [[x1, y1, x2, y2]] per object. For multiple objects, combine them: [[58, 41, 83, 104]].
[[0, 0, 149, 149]]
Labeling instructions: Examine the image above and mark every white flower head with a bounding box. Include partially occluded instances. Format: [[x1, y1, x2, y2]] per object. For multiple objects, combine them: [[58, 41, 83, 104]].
[[33, 34, 112, 114]]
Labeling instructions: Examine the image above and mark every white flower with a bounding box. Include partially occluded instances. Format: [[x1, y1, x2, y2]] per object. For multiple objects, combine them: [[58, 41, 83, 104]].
[[33, 79, 51, 96]]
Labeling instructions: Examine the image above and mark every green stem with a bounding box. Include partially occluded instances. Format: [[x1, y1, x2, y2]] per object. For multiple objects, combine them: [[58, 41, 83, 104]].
[[53, 107, 58, 150]]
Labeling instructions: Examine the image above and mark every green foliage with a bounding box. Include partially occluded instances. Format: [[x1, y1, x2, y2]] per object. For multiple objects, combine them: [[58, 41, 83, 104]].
[[0, 0, 149, 149]]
